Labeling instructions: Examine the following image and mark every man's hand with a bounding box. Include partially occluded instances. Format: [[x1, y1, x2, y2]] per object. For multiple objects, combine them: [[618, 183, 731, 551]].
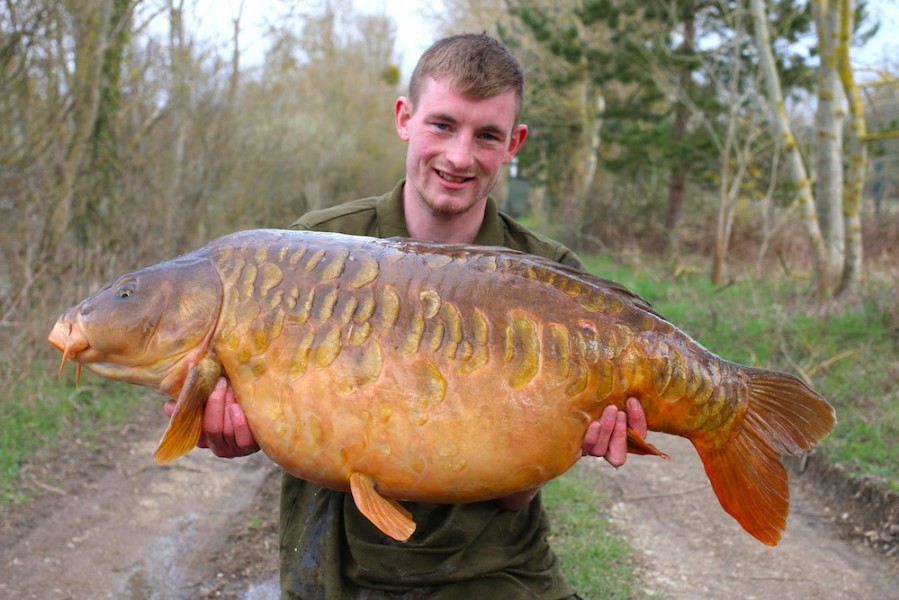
[[163, 377, 260, 458], [581, 397, 646, 467]]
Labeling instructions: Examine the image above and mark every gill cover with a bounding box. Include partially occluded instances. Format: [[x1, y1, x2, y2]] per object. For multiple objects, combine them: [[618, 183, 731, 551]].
[[72, 252, 223, 388]]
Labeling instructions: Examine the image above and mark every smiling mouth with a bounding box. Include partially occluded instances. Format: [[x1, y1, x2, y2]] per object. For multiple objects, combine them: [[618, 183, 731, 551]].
[[436, 169, 473, 184]]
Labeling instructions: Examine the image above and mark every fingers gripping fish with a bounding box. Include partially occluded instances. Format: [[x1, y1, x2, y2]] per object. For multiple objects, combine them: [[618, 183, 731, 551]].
[[48, 229, 836, 546]]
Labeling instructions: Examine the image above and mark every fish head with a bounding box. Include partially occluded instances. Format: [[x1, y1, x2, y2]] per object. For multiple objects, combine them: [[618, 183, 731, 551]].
[[48, 254, 222, 391]]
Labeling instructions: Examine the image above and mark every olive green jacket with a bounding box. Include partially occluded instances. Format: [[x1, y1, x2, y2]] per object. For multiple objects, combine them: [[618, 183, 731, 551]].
[[279, 180, 582, 599]]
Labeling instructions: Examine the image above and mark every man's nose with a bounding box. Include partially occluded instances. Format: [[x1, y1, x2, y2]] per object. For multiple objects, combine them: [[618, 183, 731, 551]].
[[444, 135, 475, 171]]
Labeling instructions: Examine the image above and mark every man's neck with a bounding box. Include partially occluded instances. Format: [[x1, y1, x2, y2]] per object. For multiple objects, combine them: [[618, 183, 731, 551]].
[[402, 192, 487, 244], [405, 211, 484, 245]]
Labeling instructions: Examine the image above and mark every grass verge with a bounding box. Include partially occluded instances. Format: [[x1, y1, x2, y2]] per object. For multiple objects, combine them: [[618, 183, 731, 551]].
[[543, 465, 643, 599], [0, 365, 146, 504]]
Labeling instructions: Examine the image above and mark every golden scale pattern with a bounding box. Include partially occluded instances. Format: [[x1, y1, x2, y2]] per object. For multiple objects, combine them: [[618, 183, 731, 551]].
[[211, 232, 740, 433]]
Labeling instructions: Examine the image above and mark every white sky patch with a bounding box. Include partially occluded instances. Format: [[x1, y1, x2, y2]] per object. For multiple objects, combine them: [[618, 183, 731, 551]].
[[177, 0, 436, 79]]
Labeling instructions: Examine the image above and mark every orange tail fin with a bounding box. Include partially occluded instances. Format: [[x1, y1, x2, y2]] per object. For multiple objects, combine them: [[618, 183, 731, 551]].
[[693, 367, 836, 546]]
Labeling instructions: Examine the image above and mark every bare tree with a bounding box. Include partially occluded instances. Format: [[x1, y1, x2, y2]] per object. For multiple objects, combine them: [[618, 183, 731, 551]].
[[835, 0, 866, 296], [0, 0, 407, 358], [49, 1, 114, 260], [753, 0, 878, 298], [812, 0, 846, 277], [709, 4, 764, 284], [751, 0, 831, 296]]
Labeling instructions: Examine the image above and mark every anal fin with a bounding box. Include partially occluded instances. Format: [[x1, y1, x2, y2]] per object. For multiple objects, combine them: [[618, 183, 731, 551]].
[[349, 472, 416, 542], [627, 426, 670, 459]]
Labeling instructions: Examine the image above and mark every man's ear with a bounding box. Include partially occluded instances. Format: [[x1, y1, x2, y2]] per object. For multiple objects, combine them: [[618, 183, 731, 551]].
[[395, 96, 413, 141], [504, 123, 528, 163]]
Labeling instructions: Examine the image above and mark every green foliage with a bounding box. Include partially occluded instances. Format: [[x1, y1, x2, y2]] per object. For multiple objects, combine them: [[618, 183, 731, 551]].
[[0, 366, 145, 504], [583, 254, 899, 491], [381, 64, 401, 86], [500, 0, 820, 244], [543, 466, 643, 599]]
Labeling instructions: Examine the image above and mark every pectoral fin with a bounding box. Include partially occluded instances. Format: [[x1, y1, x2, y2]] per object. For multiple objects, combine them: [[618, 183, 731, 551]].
[[627, 426, 669, 459], [349, 472, 416, 542], [154, 357, 221, 464]]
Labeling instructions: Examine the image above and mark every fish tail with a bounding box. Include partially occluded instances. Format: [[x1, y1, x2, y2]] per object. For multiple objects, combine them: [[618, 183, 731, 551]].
[[693, 367, 836, 546]]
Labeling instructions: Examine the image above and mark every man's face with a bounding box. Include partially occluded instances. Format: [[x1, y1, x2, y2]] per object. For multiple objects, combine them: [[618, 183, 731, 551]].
[[395, 77, 527, 220]]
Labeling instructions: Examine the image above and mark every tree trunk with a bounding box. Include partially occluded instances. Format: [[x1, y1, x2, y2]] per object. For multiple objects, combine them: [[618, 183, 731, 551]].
[[712, 5, 749, 285], [749, 0, 831, 296], [812, 0, 846, 280], [84, 0, 133, 256], [559, 34, 604, 251], [836, 0, 866, 297], [664, 7, 695, 236], [48, 1, 112, 261], [166, 0, 190, 251], [229, 0, 244, 105]]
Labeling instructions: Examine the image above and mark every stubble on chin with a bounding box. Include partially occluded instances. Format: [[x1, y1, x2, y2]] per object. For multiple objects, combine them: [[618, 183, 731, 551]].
[[414, 181, 474, 219], [423, 196, 472, 218]]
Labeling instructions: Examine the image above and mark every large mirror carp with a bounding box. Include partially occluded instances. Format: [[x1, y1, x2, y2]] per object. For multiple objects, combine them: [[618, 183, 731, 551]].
[[49, 229, 835, 545]]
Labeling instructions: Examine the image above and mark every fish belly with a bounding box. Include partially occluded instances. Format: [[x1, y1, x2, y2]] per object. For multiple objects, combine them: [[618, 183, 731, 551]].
[[224, 334, 598, 502]]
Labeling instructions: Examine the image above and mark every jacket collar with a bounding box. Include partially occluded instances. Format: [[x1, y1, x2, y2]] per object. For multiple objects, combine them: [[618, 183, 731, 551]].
[[375, 179, 504, 246]]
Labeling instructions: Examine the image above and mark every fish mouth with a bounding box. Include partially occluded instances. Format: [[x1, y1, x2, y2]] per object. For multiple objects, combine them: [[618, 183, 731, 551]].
[[48, 319, 89, 384]]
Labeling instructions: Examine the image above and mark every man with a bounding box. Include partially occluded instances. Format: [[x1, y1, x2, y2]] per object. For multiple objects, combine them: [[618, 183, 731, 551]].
[[170, 33, 647, 598]]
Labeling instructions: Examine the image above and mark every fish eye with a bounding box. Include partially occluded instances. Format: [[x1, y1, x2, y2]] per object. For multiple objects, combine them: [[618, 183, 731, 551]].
[[116, 279, 137, 300]]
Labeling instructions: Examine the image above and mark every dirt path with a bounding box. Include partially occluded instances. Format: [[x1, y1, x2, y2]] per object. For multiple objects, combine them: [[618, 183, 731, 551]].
[[599, 435, 898, 599], [0, 412, 280, 600], [1, 413, 895, 599]]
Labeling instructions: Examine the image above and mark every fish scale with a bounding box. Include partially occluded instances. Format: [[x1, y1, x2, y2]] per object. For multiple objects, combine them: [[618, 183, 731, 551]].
[[49, 229, 835, 546]]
